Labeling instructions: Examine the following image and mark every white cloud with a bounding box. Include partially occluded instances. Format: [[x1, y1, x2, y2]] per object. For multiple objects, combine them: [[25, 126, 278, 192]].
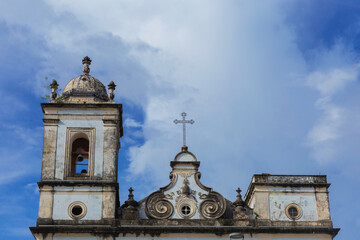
[[1, 1, 360, 239], [308, 98, 342, 143], [306, 67, 358, 96], [0, 0, 359, 198], [124, 118, 142, 128], [25, 182, 39, 195], [35, 1, 309, 190], [305, 60, 359, 164]]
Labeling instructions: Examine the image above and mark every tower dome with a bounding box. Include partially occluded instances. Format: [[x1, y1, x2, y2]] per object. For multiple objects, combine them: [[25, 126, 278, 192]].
[[61, 56, 114, 103]]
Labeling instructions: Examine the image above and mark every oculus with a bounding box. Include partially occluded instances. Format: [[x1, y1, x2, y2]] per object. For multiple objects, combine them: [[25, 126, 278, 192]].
[[68, 201, 87, 219], [285, 203, 302, 220]]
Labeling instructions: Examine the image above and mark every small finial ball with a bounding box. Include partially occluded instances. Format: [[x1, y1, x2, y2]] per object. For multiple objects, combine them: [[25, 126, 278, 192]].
[[82, 56, 92, 65]]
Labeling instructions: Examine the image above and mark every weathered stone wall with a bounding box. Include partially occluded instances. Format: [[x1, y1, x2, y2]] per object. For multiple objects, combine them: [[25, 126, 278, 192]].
[[52, 186, 102, 220], [41, 120, 59, 180], [269, 194, 317, 221], [38, 185, 54, 219], [245, 174, 332, 227], [102, 120, 119, 181], [36, 104, 122, 227]]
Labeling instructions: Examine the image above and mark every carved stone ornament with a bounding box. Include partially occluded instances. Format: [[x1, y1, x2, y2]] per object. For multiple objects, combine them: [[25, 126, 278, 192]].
[[176, 196, 197, 219], [179, 172, 194, 178], [164, 192, 175, 200], [144, 172, 180, 219], [145, 191, 173, 219], [145, 149, 227, 220], [199, 191, 226, 219], [175, 178, 197, 219], [194, 172, 226, 219]]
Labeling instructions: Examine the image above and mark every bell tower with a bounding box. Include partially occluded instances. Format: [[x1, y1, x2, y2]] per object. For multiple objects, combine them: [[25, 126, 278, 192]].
[[31, 57, 123, 239]]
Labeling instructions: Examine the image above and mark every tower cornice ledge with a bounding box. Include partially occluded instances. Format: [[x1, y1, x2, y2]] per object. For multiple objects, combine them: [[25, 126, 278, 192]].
[[41, 102, 123, 112], [245, 174, 331, 202], [37, 180, 119, 188], [30, 225, 340, 237]]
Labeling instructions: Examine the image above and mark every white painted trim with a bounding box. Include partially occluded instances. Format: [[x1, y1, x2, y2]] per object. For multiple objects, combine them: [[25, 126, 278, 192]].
[[58, 110, 104, 115]]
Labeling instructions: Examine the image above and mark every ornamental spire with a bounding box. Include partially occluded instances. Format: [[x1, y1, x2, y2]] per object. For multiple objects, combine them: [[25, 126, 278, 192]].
[[124, 187, 138, 207], [233, 187, 245, 207], [82, 56, 92, 75]]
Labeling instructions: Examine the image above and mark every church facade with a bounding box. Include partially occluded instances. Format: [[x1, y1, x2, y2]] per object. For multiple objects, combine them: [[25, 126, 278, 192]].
[[30, 57, 339, 240]]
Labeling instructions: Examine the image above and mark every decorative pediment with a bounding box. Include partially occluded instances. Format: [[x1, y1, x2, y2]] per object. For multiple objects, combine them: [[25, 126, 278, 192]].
[[143, 147, 227, 220]]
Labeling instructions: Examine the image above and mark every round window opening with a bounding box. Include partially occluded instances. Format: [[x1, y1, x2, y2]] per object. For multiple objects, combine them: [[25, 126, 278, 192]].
[[68, 201, 87, 219], [288, 206, 298, 218], [285, 203, 302, 220], [181, 205, 191, 216], [71, 205, 83, 216]]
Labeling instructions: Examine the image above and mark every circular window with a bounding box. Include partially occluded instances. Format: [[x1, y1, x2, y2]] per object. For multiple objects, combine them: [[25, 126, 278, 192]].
[[181, 205, 191, 216], [68, 201, 87, 219], [72, 205, 83, 216], [285, 203, 302, 220], [177, 200, 197, 219]]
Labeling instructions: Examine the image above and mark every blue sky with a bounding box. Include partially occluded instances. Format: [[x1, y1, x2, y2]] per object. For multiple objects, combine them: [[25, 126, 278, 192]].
[[0, 0, 359, 239]]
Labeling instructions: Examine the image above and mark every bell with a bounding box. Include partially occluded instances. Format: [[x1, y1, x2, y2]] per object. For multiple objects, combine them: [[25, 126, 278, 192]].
[[76, 154, 84, 162]]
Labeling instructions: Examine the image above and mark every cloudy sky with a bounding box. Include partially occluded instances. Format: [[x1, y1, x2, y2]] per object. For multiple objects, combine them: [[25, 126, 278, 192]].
[[0, 0, 359, 239]]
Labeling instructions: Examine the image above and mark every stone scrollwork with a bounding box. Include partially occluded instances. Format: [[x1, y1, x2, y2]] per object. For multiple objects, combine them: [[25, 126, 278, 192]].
[[199, 192, 226, 219], [164, 192, 175, 200], [145, 191, 174, 219], [145, 173, 178, 219], [198, 192, 207, 199]]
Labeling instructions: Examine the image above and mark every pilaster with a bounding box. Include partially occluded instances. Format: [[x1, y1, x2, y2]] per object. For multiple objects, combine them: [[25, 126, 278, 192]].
[[41, 119, 59, 180]]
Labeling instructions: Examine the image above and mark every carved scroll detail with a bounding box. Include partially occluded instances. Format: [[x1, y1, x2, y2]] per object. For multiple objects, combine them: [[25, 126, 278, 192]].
[[145, 192, 173, 219], [165, 192, 175, 199], [179, 172, 194, 178], [199, 192, 226, 219]]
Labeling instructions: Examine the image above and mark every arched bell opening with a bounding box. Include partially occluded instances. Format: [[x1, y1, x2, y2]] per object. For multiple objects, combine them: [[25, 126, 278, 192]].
[[70, 134, 90, 176], [65, 129, 95, 179]]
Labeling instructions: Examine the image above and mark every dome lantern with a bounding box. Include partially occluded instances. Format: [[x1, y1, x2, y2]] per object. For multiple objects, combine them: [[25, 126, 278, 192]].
[[60, 56, 113, 103]]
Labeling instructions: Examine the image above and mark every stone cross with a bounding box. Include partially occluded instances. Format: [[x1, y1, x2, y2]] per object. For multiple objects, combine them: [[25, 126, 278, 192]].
[[174, 112, 194, 147]]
